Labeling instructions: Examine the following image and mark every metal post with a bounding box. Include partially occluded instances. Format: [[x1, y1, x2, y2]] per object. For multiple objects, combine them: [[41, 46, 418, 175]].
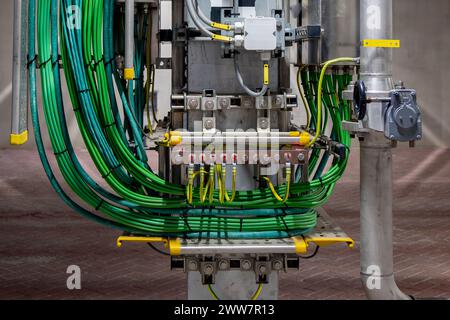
[[124, 0, 135, 80], [11, 0, 29, 145], [359, 0, 410, 300]]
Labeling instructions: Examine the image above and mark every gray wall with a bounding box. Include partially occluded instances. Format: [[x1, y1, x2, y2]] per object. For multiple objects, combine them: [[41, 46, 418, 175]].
[[1, 0, 450, 148]]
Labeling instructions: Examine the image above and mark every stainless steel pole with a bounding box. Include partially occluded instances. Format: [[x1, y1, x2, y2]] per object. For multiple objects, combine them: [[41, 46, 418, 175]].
[[359, 0, 410, 300], [10, 0, 29, 145], [124, 0, 135, 80]]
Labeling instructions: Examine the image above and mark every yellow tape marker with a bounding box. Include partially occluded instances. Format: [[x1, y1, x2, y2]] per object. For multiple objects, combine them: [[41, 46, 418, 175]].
[[169, 238, 181, 256], [211, 34, 232, 42], [363, 39, 400, 48], [10, 130, 29, 145], [124, 68, 135, 80], [299, 132, 312, 146], [263, 63, 269, 85], [211, 22, 231, 31]]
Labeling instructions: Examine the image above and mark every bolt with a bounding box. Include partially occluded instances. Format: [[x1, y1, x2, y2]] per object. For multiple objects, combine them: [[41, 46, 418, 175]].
[[417, 135, 422, 140], [275, 97, 283, 107], [219, 99, 229, 109], [259, 119, 269, 129], [272, 260, 283, 271], [188, 99, 199, 109], [205, 100, 215, 110], [241, 260, 252, 270], [188, 260, 198, 271], [203, 264, 214, 275], [219, 260, 229, 270], [297, 153, 305, 162], [204, 119, 214, 130]]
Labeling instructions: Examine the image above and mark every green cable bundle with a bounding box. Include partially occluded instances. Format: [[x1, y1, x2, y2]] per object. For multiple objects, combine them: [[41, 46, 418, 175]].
[[29, 0, 353, 239]]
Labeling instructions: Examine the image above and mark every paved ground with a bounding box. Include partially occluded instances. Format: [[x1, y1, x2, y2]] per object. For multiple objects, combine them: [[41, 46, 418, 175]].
[[0, 147, 449, 300]]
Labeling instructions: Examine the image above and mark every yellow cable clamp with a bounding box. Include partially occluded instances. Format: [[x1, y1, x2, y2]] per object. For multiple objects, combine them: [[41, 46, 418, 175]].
[[116, 236, 169, 248], [263, 63, 270, 85], [210, 22, 232, 31], [10, 130, 29, 145], [362, 39, 400, 48], [211, 34, 232, 42]]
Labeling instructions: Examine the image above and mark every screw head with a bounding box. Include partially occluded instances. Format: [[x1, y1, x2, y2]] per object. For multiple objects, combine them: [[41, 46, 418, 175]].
[[205, 100, 215, 110], [188, 99, 199, 109], [219, 260, 229, 270], [241, 260, 252, 270], [203, 264, 214, 275], [219, 99, 229, 109], [204, 119, 214, 130], [259, 119, 269, 129], [188, 260, 198, 271], [275, 97, 283, 107], [272, 260, 283, 271], [297, 153, 305, 162]]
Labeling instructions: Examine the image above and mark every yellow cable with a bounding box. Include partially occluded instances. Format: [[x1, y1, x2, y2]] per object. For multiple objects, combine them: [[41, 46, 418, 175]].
[[263, 166, 291, 203], [207, 284, 220, 300], [297, 65, 310, 130], [199, 166, 205, 203], [251, 283, 263, 300], [207, 283, 263, 301], [208, 166, 215, 204], [306, 57, 357, 148], [224, 165, 237, 203]]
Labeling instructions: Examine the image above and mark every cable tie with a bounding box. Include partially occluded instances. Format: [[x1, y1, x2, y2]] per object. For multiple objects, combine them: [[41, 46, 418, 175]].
[[95, 200, 105, 211], [101, 164, 122, 179], [103, 121, 117, 129], [92, 56, 105, 70], [27, 54, 38, 69], [280, 216, 292, 238], [39, 57, 52, 69], [105, 57, 116, 66], [53, 149, 68, 157], [319, 177, 324, 188], [239, 218, 243, 233], [78, 88, 91, 94], [182, 214, 193, 232]]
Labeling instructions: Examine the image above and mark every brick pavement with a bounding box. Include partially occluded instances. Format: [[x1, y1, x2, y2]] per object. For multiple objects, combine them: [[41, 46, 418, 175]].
[[0, 147, 449, 299]]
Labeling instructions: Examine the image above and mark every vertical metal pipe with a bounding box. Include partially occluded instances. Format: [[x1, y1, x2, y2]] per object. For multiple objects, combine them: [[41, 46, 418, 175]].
[[359, 0, 410, 300], [360, 0, 394, 93], [10, 0, 29, 145], [124, 0, 135, 80]]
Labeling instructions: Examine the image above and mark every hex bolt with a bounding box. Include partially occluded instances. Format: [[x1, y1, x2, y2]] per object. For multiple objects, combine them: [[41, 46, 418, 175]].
[[205, 100, 215, 110], [272, 260, 283, 271], [259, 119, 269, 130], [241, 260, 252, 271], [204, 119, 214, 130], [275, 97, 283, 107], [188, 99, 199, 109], [203, 264, 214, 275], [219, 99, 228, 109], [219, 260, 229, 270], [297, 153, 305, 162], [188, 260, 198, 271]]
